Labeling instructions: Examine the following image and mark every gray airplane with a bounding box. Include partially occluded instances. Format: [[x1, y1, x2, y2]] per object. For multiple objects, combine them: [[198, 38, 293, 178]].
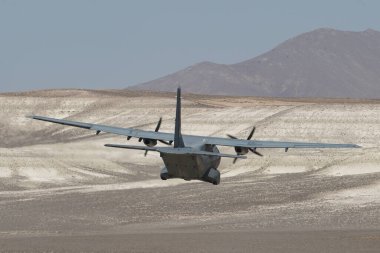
[[29, 88, 360, 185]]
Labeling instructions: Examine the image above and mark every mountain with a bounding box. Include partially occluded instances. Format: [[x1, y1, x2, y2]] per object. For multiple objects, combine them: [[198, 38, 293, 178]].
[[130, 28, 380, 98]]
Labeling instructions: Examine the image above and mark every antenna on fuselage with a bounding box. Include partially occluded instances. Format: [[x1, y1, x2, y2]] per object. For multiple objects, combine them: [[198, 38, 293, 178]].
[[174, 87, 185, 148]]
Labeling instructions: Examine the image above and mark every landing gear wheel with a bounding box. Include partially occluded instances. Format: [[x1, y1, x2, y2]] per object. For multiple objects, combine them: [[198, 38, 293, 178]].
[[160, 173, 169, 180], [160, 167, 169, 180]]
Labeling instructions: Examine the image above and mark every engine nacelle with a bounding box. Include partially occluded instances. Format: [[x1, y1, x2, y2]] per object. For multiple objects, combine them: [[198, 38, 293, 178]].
[[234, 146, 248, 155], [143, 138, 157, 147]]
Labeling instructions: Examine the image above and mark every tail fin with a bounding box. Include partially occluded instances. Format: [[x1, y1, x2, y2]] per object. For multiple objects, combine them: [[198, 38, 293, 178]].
[[174, 87, 185, 148]]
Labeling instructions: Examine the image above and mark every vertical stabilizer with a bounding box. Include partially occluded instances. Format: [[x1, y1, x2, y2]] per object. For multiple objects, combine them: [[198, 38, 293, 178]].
[[174, 87, 185, 148]]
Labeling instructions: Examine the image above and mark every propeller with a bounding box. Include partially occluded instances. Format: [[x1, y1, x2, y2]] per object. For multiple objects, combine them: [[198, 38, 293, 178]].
[[144, 117, 171, 157], [227, 126, 263, 163], [155, 117, 172, 146], [128, 117, 172, 146], [247, 126, 255, 140], [249, 147, 263, 157], [155, 117, 162, 131]]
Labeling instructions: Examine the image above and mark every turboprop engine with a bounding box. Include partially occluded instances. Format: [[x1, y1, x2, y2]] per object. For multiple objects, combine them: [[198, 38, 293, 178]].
[[143, 138, 157, 147], [137, 117, 172, 157], [234, 146, 248, 155], [227, 126, 263, 163]]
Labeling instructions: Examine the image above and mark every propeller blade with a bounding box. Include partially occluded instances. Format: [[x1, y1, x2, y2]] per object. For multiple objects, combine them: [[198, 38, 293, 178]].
[[247, 127, 256, 140], [227, 134, 238, 139], [233, 157, 238, 164], [249, 148, 263, 157], [159, 140, 172, 146], [144, 150, 148, 157], [155, 117, 162, 132]]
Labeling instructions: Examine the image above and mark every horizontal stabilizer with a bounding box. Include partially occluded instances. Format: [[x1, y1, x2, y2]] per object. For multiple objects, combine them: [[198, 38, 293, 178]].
[[104, 144, 158, 151], [104, 144, 246, 159], [157, 147, 247, 159]]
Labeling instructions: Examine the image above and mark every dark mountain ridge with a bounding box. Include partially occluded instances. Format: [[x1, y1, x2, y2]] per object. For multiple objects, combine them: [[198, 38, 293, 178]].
[[131, 28, 380, 99]]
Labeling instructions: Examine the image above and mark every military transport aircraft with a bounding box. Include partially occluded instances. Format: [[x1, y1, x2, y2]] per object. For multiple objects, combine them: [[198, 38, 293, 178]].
[[28, 88, 360, 185]]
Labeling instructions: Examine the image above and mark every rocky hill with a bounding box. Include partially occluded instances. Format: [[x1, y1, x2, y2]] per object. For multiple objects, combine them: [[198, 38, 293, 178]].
[[131, 28, 380, 99]]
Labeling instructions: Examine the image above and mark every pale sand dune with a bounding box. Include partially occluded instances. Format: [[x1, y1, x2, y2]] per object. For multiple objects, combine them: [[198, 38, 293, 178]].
[[320, 163, 380, 176], [263, 165, 309, 174], [68, 167, 112, 178], [0, 167, 12, 178], [16, 167, 67, 182], [324, 181, 380, 204]]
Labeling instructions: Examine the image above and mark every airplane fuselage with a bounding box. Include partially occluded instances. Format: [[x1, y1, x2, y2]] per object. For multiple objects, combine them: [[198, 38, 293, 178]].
[[160, 144, 221, 184]]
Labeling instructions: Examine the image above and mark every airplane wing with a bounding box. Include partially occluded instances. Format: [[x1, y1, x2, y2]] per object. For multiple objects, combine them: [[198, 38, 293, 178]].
[[200, 136, 360, 149], [28, 115, 174, 142], [28, 115, 360, 150]]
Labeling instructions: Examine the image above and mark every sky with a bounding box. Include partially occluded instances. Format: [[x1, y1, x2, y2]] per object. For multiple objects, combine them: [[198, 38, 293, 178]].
[[1, 0, 379, 92]]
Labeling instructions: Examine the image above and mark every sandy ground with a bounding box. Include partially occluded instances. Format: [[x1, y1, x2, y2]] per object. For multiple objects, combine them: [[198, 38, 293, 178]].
[[0, 89, 379, 252]]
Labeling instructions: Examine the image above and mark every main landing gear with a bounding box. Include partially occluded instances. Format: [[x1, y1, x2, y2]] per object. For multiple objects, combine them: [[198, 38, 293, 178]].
[[160, 167, 220, 185], [204, 168, 220, 185], [160, 167, 169, 180]]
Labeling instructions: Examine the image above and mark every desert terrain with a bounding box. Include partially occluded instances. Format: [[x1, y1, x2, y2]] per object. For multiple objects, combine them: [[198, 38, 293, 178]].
[[0, 89, 379, 252]]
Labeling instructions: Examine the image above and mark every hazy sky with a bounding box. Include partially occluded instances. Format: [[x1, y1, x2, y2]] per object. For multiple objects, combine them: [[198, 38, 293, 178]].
[[1, 0, 379, 92]]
